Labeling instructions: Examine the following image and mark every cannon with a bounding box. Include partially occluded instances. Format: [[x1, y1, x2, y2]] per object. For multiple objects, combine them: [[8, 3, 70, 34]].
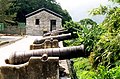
[[43, 30, 69, 36], [6, 45, 85, 65], [43, 28, 66, 36], [34, 33, 78, 44]]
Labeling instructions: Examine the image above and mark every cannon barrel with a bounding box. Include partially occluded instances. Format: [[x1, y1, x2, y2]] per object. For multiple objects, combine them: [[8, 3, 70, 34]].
[[43, 30, 69, 36], [52, 28, 66, 31], [7, 45, 85, 64], [43, 28, 66, 36], [34, 33, 78, 44]]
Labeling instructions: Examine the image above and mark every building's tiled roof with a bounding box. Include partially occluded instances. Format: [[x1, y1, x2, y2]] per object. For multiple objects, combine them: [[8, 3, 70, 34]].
[[26, 8, 62, 18]]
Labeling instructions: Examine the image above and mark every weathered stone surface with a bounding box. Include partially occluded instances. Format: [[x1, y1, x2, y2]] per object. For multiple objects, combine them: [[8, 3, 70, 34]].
[[30, 44, 44, 50], [26, 9, 62, 36], [0, 25, 26, 35], [44, 40, 52, 48], [52, 40, 59, 48], [0, 57, 59, 79], [30, 39, 59, 50]]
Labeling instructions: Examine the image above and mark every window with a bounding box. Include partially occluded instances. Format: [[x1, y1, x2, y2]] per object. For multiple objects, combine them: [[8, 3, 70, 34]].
[[50, 20, 56, 31], [35, 19, 39, 25]]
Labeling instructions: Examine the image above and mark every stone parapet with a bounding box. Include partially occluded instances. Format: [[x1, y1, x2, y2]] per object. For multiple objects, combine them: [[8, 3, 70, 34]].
[[0, 57, 59, 79]]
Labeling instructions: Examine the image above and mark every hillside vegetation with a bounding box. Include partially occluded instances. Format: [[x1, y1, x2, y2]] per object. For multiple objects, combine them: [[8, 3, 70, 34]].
[[0, 0, 71, 24], [64, 1, 120, 78]]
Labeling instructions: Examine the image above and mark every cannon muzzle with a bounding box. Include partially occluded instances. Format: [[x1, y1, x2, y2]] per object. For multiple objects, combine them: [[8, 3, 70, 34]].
[[6, 45, 85, 65]]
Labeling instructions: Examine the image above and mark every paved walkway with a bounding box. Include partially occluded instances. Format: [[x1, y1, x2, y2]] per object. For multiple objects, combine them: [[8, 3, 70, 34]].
[[59, 41, 70, 75], [0, 36, 42, 65], [0, 36, 22, 42]]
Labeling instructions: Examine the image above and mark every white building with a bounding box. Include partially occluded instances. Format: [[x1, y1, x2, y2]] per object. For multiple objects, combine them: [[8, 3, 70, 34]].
[[26, 8, 62, 36]]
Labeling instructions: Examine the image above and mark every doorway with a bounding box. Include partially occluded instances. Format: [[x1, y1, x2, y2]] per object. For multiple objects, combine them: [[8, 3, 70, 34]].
[[50, 20, 56, 31]]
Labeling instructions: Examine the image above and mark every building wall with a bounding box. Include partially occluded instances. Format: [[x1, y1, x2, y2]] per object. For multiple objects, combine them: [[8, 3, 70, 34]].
[[26, 11, 62, 36]]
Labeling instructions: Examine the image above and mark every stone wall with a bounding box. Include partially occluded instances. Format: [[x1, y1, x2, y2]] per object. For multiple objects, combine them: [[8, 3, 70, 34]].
[[0, 26, 26, 35], [26, 11, 62, 36], [0, 57, 59, 79]]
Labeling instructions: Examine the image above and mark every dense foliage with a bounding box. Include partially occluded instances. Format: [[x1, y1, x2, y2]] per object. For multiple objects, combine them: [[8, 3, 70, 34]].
[[64, 19, 102, 54], [0, 0, 16, 24], [0, 0, 71, 24], [90, 5, 120, 68], [64, 1, 120, 78], [74, 65, 120, 79]]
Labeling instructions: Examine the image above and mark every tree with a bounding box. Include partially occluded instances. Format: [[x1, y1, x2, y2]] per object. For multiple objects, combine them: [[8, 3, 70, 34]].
[[64, 18, 101, 54], [89, 2, 120, 68], [110, 0, 120, 3], [9, 0, 71, 23], [63, 1, 120, 78], [0, 0, 16, 24]]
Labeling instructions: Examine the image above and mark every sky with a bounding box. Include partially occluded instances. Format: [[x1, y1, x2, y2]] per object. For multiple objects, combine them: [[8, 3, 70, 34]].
[[56, 0, 111, 22]]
